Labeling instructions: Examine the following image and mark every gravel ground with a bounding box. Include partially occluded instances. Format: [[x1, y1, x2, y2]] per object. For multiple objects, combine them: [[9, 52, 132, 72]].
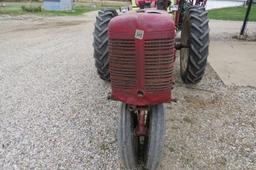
[[0, 12, 255, 170]]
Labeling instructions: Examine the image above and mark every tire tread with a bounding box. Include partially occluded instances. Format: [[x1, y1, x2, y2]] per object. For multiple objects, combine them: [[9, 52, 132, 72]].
[[93, 9, 117, 81], [181, 5, 209, 84]]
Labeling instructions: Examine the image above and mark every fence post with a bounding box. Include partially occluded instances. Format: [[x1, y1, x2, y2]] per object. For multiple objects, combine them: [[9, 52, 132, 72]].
[[240, 0, 253, 36]]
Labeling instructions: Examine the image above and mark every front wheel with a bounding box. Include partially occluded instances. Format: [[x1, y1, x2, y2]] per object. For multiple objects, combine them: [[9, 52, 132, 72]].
[[118, 103, 138, 169], [180, 5, 209, 84], [145, 104, 165, 170], [118, 104, 165, 170]]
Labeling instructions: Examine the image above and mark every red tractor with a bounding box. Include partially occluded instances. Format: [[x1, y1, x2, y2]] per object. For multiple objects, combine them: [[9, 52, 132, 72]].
[[93, 0, 209, 169]]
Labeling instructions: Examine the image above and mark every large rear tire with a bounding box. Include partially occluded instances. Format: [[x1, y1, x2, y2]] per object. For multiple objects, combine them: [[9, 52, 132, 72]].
[[93, 9, 117, 81], [180, 5, 209, 84]]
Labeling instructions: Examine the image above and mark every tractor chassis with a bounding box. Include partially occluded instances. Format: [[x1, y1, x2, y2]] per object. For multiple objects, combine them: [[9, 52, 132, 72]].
[[93, 1, 209, 169]]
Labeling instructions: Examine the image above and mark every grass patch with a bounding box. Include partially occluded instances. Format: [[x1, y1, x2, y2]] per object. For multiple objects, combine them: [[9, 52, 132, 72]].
[[208, 5, 256, 21], [21, 5, 41, 12], [0, 3, 121, 16], [0, 4, 26, 15]]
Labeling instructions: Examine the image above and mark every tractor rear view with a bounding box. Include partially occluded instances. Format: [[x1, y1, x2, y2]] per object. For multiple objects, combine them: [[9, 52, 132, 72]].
[[93, 0, 209, 169]]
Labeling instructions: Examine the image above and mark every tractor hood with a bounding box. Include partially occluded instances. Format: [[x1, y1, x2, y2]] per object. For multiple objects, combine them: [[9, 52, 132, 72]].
[[108, 9, 176, 105], [108, 9, 175, 40]]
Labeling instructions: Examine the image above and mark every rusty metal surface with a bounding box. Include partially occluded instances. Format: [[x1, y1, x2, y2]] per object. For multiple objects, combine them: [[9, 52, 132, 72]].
[[108, 10, 176, 106], [144, 38, 175, 91], [134, 110, 147, 136], [109, 39, 137, 89], [109, 37, 175, 106]]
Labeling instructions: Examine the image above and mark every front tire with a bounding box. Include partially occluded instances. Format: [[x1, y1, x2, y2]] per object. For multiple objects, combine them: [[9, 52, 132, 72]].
[[145, 104, 165, 170], [93, 9, 117, 81], [118, 104, 165, 170], [118, 103, 138, 169], [180, 5, 209, 84]]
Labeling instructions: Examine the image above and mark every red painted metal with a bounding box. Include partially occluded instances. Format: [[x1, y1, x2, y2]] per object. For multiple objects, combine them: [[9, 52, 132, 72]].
[[135, 110, 147, 136], [136, 0, 156, 8], [108, 10, 176, 106], [175, 0, 207, 28], [174, 0, 181, 28]]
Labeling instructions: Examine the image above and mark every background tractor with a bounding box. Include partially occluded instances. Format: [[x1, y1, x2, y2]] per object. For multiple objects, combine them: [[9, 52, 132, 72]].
[[93, 0, 209, 169]]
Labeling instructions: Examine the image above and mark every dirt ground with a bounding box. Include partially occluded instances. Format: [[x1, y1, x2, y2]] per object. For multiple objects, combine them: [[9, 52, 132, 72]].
[[0, 12, 255, 170]]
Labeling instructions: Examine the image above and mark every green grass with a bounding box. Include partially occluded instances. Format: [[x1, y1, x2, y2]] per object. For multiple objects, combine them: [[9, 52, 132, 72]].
[[0, 3, 121, 16], [0, 4, 26, 15], [208, 5, 256, 21]]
